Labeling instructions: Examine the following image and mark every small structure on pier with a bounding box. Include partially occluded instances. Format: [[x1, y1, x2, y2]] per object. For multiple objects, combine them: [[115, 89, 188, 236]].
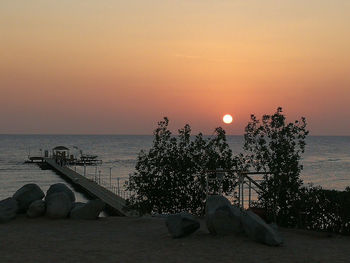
[[52, 146, 70, 159], [26, 146, 102, 166], [52, 146, 102, 166]]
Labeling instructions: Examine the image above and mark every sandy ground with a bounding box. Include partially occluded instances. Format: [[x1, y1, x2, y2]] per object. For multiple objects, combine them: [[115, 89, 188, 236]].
[[0, 216, 349, 263]]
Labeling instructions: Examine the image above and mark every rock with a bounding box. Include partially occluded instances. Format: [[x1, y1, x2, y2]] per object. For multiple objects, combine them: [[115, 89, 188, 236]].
[[165, 212, 200, 238], [27, 200, 46, 218], [46, 192, 72, 219], [71, 202, 85, 210], [241, 210, 283, 246], [13, 184, 45, 213], [0, 198, 18, 223], [46, 183, 75, 202], [152, 213, 168, 218], [205, 195, 243, 235], [269, 222, 279, 232], [70, 200, 105, 220]]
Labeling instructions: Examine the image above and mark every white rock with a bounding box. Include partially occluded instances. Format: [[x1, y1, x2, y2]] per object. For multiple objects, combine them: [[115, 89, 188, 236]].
[[70, 200, 105, 220], [241, 210, 283, 246], [205, 195, 243, 235], [166, 212, 200, 238]]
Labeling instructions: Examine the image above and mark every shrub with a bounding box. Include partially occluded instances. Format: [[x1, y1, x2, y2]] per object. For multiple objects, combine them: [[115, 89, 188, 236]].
[[299, 185, 350, 234], [126, 117, 244, 215], [243, 107, 309, 226]]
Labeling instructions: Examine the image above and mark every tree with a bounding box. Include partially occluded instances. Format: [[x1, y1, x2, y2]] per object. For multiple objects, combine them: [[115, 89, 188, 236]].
[[126, 117, 243, 215], [244, 107, 308, 226]]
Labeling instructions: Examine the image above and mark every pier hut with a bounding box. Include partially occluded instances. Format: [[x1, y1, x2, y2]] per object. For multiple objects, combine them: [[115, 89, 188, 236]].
[[52, 146, 70, 159]]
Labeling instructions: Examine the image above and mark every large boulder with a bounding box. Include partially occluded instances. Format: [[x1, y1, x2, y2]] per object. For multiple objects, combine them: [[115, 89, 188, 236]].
[[0, 198, 18, 223], [166, 212, 200, 238], [46, 192, 72, 219], [205, 195, 243, 235], [241, 210, 283, 246], [13, 184, 45, 213], [71, 202, 85, 210], [70, 200, 105, 220], [46, 183, 75, 203], [27, 200, 46, 218]]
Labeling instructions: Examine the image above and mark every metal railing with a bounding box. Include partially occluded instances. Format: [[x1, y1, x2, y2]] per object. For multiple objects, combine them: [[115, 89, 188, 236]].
[[205, 169, 271, 209], [68, 165, 132, 200]]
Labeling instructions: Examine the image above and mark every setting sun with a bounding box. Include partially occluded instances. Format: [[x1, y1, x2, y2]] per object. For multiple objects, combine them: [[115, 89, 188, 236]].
[[223, 114, 233, 124]]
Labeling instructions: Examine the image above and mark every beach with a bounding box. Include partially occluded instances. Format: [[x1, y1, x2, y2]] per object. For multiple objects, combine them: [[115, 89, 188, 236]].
[[1, 216, 349, 263]]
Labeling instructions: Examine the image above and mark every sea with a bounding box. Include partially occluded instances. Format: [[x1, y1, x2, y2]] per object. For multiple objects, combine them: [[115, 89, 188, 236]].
[[0, 135, 349, 202]]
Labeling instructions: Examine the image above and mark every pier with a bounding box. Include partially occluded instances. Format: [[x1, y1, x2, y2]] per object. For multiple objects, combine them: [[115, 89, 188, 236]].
[[43, 158, 130, 216]]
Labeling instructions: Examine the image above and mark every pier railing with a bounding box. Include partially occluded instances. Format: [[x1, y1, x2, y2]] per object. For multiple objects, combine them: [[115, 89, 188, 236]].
[[68, 164, 132, 200], [29, 152, 269, 208], [86, 175, 132, 200]]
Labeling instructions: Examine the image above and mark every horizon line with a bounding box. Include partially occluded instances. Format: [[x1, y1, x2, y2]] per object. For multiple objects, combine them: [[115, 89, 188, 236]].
[[1, 133, 350, 137]]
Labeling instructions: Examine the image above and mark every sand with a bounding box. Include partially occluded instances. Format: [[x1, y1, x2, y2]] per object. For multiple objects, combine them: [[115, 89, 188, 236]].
[[1, 216, 349, 263]]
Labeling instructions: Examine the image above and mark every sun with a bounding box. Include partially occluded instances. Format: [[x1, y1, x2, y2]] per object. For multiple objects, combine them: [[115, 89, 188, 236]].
[[223, 114, 233, 124]]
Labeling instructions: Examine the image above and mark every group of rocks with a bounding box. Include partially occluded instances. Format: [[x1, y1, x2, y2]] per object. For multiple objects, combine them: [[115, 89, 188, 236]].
[[0, 183, 105, 222], [1, 183, 282, 246], [166, 195, 283, 246]]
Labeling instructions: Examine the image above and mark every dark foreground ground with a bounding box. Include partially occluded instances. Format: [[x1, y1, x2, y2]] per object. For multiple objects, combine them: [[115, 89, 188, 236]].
[[0, 216, 349, 263]]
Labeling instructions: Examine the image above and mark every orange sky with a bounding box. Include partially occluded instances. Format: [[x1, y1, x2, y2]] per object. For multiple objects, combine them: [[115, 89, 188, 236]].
[[1, 1, 349, 135]]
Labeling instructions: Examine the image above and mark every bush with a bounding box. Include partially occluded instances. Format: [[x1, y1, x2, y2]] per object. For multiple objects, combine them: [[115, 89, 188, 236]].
[[299, 185, 350, 234], [244, 107, 309, 226], [126, 117, 244, 215]]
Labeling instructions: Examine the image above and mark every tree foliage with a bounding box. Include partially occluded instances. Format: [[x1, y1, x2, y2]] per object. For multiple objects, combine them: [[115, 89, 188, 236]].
[[127, 108, 311, 226], [244, 107, 309, 226], [126, 117, 243, 215], [298, 185, 350, 234]]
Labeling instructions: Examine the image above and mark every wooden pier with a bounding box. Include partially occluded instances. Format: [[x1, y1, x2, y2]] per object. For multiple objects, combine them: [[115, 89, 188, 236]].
[[43, 158, 130, 216]]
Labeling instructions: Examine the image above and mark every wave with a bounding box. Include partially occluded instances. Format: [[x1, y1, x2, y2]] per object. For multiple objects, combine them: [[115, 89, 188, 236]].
[[104, 159, 137, 165]]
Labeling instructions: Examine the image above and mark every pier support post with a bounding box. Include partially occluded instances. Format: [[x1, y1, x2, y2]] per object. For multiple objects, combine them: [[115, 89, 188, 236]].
[[109, 167, 112, 188], [117, 178, 120, 196]]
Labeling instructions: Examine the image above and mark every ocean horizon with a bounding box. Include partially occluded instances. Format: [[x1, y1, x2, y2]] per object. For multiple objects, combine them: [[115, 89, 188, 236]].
[[1, 134, 349, 201]]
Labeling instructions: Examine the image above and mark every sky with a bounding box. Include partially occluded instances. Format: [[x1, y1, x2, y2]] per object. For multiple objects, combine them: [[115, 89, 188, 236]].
[[1, 0, 349, 135]]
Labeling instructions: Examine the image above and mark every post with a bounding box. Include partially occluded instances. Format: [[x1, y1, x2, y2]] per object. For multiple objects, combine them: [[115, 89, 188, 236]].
[[109, 167, 112, 188], [83, 162, 86, 177], [117, 177, 120, 196], [98, 170, 101, 185], [248, 180, 252, 208]]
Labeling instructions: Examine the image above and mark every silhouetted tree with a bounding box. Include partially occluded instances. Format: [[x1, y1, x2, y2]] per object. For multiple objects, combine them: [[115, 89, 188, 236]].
[[126, 117, 244, 215], [244, 107, 308, 226]]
